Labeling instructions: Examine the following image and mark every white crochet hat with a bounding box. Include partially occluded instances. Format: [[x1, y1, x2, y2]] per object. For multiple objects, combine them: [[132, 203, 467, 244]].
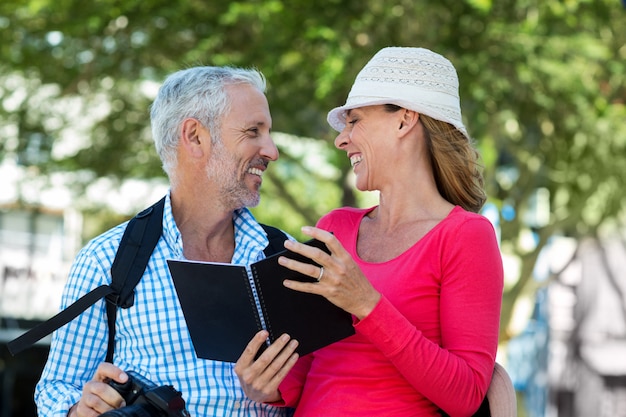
[[327, 47, 469, 139]]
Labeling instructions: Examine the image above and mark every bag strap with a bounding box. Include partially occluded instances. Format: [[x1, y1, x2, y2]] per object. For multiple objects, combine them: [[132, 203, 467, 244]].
[[7, 197, 165, 357], [260, 224, 288, 257], [104, 196, 165, 362], [108, 197, 165, 308], [7, 284, 115, 355]]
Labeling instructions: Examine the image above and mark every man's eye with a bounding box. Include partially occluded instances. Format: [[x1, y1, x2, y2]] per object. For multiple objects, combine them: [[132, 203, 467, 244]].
[[348, 119, 358, 125]]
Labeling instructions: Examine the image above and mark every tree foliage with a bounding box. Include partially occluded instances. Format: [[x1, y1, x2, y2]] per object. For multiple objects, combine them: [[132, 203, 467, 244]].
[[1, 0, 625, 340]]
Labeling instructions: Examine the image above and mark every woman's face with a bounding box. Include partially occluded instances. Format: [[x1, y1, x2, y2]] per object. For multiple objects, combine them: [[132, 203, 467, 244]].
[[334, 105, 400, 192]]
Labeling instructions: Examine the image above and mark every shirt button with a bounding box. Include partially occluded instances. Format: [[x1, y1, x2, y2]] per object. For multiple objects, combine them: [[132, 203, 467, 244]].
[[234, 401, 241, 409]]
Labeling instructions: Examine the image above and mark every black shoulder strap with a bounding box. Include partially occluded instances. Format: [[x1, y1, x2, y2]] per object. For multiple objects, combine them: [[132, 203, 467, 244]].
[[260, 224, 288, 256], [7, 197, 166, 357], [104, 197, 165, 362], [108, 197, 165, 308], [7, 284, 115, 355]]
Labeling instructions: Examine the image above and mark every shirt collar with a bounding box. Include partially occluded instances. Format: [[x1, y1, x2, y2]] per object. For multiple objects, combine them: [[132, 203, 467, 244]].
[[162, 191, 269, 264], [232, 207, 270, 264]]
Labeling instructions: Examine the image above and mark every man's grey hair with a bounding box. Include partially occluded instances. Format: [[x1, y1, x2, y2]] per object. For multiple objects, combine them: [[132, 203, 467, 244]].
[[150, 66, 267, 177]]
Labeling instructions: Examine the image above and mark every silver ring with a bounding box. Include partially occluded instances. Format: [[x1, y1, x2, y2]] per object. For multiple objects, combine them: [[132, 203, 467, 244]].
[[317, 266, 324, 281]]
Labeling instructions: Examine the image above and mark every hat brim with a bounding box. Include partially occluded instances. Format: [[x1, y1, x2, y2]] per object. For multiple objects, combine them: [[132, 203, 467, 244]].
[[327, 98, 469, 140], [327, 99, 393, 132]]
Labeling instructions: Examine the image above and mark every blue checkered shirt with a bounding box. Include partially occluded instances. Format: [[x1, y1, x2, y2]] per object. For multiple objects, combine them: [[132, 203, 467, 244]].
[[35, 193, 293, 417]]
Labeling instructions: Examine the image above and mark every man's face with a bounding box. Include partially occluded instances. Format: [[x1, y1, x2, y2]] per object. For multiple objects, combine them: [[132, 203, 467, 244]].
[[206, 83, 278, 210]]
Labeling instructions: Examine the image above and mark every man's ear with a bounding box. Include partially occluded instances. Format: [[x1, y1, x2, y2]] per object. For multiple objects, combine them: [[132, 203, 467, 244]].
[[180, 118, 207, 158]]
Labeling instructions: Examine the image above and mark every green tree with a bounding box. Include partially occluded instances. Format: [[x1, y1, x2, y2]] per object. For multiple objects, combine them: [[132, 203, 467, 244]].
[[1, 0, 625, 342]]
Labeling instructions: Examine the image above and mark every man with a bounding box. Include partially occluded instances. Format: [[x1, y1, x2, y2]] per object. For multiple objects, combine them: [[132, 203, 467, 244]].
[[35, 66, 292, 417]]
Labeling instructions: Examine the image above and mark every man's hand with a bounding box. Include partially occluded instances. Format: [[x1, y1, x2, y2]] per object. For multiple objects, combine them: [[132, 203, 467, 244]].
[[234, 331, 299, 403], [67, 363, 128, 417]]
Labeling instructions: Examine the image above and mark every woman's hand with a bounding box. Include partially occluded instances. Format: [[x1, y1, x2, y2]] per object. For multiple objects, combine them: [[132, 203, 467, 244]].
[[279, 226, 381, 320], [234, 331, 299, 403]]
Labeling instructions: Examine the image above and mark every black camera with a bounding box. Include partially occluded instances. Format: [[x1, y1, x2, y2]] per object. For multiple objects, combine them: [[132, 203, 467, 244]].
[[99, 371, 190, 417]]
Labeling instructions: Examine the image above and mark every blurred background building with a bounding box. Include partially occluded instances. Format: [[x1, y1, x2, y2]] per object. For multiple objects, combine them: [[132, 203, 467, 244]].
[[509, 234, 626, 417], [0, 160, 166, 417], [0, 167, 80, 417]]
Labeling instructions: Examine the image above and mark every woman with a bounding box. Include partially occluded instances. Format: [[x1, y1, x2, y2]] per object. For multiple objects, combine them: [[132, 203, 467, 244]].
[[235, 47, 504, 417]]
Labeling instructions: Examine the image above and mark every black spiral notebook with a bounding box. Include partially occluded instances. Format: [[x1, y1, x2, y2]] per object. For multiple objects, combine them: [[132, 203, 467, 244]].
[[167, 239, 355, 363]]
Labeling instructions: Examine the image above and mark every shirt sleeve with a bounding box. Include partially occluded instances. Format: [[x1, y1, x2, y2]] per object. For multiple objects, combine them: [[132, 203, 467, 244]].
[[34, 243, 114, 416], [276, 352, 314, 407]]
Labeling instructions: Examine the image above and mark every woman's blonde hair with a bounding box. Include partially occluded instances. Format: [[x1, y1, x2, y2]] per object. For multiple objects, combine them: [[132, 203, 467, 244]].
[[419, 113, 486, 213]]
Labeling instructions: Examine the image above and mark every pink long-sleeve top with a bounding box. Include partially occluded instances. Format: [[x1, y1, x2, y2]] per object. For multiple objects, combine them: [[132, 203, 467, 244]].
[[276, 206, 504, 417]]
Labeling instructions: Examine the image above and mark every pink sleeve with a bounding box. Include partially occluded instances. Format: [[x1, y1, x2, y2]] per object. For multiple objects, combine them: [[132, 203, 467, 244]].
[[271, 213, 338, 407], [355, 217, 503, 416], [275, 354, 314, 407]]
